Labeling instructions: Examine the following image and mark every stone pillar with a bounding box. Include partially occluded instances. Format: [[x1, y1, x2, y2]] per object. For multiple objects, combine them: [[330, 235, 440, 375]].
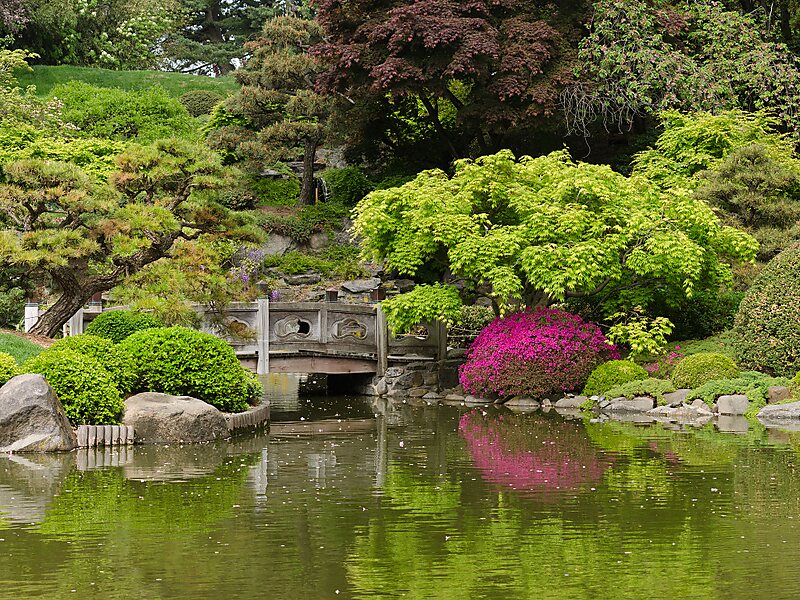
[[256, 298, 270, 375], [24, 302, 39, 333]]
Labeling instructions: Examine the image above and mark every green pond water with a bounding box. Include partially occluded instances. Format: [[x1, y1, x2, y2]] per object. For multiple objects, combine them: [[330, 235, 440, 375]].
[[0, 375, 799, 599]]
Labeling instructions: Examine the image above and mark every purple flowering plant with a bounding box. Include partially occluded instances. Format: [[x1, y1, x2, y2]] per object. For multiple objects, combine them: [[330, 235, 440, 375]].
[[644, 346, 684, 378], [458, 307, 619, 399]]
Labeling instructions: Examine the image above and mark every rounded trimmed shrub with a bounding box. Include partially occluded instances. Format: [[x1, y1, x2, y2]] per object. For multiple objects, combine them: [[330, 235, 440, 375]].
[[459, 307, 619, 400], [321, 167, 374, 206], [583, 360, 648, 396], [23, 349, 123, 425], [0, 351, 19, 386], [179, 90, 224, 117], [120, 327, 260, 412], [46, 335, 136, 393], [671, 352, 739, 389], [733, 244, 800, 375], [84, 310, 163, 343]]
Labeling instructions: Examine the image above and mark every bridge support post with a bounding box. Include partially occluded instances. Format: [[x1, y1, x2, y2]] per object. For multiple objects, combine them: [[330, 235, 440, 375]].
[[257, 298, 269, 375], [376, 305, 389, 377]]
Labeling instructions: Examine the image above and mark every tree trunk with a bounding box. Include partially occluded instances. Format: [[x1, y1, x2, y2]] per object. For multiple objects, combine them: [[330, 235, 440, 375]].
[[29, 290, 93, 338], [299, 139, 318, 205]]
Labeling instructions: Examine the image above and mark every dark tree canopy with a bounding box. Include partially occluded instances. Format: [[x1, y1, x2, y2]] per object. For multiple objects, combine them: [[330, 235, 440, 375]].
[[313, 0, 584, 161]]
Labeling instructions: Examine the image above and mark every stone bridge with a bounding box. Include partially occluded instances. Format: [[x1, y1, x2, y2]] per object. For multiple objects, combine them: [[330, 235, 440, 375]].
[[202, 301, 446, 376]]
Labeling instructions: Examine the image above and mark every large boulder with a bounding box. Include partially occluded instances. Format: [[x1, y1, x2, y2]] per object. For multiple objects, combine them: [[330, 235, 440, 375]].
[[123, 393, 229, 444], [758, 400, 800, 421], [0, 375, 77, 452]]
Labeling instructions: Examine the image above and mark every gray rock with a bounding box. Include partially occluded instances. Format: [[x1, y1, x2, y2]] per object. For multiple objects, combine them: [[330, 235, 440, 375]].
[[768, 386, 792, 404], [422, 392, 440, 401], [444, 393, 465, 402], [555, 396, 588, 409], [648, 404, 712, 420], [373, 379, 388, 396], [395, 371, 424, 388], [286, 273, 322, 285], [308, 232, 329, 250], [663, 389, 692, 407], [758, 400, 800, 420], [0, 375, 77, 452], [606, 396, 655, 412], [504, 397, 541, 409], [408, 387, 428, 398], [384, 367, 403, 378], [262, 233, 293, 256], [123, 393, 228, 444], [541, 399, 552, 408], [691, 399, 712, 412], [393, 279, 416, 293], [464, 396, 491, 405], [341, 278, 382, 294], [717, 394, 749, 416]]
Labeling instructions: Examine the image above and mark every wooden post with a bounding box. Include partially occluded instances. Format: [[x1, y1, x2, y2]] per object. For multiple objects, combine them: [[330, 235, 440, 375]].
[[376, 305, 389, 377], [257, 298, 270, 375]]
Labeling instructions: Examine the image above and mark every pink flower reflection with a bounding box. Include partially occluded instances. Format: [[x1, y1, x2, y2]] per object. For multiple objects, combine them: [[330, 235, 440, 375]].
[[459, 411, 611, 499]]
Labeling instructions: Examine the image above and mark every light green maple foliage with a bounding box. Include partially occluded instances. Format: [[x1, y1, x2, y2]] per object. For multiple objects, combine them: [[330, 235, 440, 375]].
[[354, 150, 757, 332]]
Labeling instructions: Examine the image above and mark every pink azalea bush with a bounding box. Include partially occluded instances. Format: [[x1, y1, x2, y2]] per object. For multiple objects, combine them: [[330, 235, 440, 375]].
[[458, 307, 619, 399]]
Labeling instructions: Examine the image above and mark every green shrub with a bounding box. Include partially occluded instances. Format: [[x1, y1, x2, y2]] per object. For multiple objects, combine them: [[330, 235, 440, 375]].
[[23, 350, 124, 425], [0, 352, 19, 386], [734, 244, 800, 375], [250, 171, 301, 206], [179, 90, 224, 117], [604, 378, 676, 403], [671, 352, 739, 389], [51, 82, 194, 142], [120, 327, 260, 412], [583, 360, 649, 396], [0, 287, 25, 329], [46, 335, 136, 393], [450, 305, 495, 347], [321, 167, 374, 206], [0, 332, 43, 365], [84, 310, 163, 343], [661, 289, 744, 340]]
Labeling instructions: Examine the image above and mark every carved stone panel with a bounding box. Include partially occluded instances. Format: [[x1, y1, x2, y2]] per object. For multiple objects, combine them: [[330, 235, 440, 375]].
[[274, 315, 313, 339], [331, 317, 368, 340]]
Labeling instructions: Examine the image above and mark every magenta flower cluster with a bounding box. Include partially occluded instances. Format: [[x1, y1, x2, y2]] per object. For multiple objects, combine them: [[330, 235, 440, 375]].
[[458, 307, 619, 399], [645, 346, 684, 377]]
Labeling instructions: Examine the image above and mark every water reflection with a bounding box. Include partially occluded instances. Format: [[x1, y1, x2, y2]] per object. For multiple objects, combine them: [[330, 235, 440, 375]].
[[0, 383, 800, 597]]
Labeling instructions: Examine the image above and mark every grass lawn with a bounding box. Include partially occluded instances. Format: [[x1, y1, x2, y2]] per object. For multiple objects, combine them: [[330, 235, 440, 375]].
[[0, 331, 46, 365], [16, 65, 238, 98]]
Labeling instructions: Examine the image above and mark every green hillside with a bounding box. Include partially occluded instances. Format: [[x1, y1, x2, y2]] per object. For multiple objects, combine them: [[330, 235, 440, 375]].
[[16, 65, 238, 98]]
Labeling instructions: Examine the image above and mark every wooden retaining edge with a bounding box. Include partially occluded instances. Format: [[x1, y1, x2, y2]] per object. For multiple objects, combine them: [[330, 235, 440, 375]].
[[76, 424, 134, 448], [225, 402, 271, 434]]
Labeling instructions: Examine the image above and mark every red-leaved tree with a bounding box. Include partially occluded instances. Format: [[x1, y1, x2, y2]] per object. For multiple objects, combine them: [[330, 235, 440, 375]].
[[312, 0, 582, 161]]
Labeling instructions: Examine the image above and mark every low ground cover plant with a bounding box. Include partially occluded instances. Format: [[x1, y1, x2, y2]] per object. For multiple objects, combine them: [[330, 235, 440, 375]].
[[603, 378, 676, 404], [687, 371, 790, 415], [121, 326, 260, 412], [459, 307, 618, 400], [0, 332, 43, 364]]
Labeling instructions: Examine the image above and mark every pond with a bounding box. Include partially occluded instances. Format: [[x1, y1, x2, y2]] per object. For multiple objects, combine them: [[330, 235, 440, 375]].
[[0, 374, 799, 598]]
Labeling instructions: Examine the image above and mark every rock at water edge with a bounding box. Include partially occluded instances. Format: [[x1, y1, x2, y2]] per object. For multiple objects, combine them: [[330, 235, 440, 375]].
[[0, 375, 77, 452], [717, 394, 749, 416], [123, 392, 229, 444]]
